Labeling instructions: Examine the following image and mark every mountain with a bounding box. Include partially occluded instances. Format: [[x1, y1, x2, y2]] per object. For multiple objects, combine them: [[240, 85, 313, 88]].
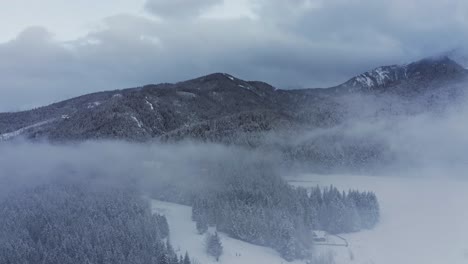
[[0, 73, 294, 142], [447, 48, 468, 69], [331, 56, 468, 94], [1, 56, 467, 144]]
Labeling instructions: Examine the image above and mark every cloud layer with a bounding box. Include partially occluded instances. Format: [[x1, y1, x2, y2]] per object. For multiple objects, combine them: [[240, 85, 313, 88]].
[[145, 0, 222, 18], [1, 0, 467, 111]]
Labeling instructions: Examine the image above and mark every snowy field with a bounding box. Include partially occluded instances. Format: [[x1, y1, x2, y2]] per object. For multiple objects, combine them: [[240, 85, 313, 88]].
[[289, 174, 468, 264], [151, 200, 304, 264], [152, 173, 468, 264]]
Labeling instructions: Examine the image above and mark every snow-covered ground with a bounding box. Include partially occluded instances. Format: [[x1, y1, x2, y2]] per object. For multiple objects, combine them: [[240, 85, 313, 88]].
[[151, 200, 304, 264], [0, 119, 55, 141], [289, 174, 468, 264], [152, 174, 468, 264]]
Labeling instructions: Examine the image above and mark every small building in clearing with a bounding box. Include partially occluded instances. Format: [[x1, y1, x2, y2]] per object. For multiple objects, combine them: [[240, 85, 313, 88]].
[[312, 230, 327, 242]]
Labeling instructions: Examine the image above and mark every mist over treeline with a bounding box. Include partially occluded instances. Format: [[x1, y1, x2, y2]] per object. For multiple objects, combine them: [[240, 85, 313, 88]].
[[0, 142, 277, 264], [1, 79, 468, 262], [0, 141, 380, 261], [260, 80, 468, 176], [4, 90, 467, 197], [0, 141, 278, 198]]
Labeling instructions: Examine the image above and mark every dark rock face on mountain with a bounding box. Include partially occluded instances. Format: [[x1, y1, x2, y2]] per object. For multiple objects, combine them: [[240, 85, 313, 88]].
[[1, 56, 467, 169]]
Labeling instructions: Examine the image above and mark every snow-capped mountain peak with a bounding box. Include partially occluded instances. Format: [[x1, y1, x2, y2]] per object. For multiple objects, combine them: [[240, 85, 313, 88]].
[[350, 65, 407, 89], [340, 56, 467, 92]]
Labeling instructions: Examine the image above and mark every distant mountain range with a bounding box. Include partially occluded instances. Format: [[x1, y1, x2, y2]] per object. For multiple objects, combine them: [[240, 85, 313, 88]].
[[1, 55, 467, 170]]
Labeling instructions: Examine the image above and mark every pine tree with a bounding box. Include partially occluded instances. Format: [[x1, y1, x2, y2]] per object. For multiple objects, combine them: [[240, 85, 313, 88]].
[[158, 253, 170, 264], [183, 251, 191, 264], [343, 194, 361, 232], [279, 232, 297, 261], [196, 217, 208, 234], [157, 214, 170, 238], [206, 232, 223, 261]]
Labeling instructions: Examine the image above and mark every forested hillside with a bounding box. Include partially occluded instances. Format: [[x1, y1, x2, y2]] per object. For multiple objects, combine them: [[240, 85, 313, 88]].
[[147, 150, 380, 261], [1, 56, 466, 172], [0, 182, 193, 264]]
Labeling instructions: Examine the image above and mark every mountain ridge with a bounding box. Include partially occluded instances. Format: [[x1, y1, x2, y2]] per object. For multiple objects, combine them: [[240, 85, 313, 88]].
[[329, 56, 468, 93], [1, 56, 467, 143]]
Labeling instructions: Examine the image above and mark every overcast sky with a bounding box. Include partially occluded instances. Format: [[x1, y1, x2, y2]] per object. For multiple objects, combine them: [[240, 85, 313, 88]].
[[1, 0, 467, 111]]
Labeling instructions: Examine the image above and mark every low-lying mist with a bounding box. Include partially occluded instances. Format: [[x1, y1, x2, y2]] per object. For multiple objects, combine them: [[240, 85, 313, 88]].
[[271, 82, 468, 177], [0, 140, 380, 261], [0, 141, 277, 196], [2, 86, 468, 193], [0, 141, 287, 263], [1, 81, 468, 263]]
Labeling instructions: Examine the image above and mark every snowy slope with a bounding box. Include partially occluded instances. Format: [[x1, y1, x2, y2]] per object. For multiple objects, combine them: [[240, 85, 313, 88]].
[[0, 119, 55, 141], [288, 174, 468, 264], [151, 200, 306, 264], [347, 65, 407, 89]]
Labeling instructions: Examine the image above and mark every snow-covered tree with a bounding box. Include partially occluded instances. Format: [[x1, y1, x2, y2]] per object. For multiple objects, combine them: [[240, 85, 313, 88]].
[[206, 232, 223, 261], [0, 183, 194, 264], [196, 216, 208, 234], [183, 251, 191, 264]]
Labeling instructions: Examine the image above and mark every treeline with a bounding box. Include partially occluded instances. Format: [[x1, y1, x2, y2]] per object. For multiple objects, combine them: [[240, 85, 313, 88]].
[[191, 172, 313, 261], [149, 156, 380, 261], [0, 183, 193, 264], [311, 186, 380, 234], [191, 182, 379, 261]]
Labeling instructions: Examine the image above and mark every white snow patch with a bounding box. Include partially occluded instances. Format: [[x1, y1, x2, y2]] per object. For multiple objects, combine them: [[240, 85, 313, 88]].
[[355, 75, 374, 87], [288, 173, 468, 264], [223, 73, 235, 81], [145, 100, 154, 110], [176, 91, 197, 98], [238, 84, 253, 91], [151, 200, 305, 264], [87, 101, 101, 109], [113, 93, 123, 98], [0, 119, 55, 141], [374, 67, 390, 85], [130, 116, 143, 128]]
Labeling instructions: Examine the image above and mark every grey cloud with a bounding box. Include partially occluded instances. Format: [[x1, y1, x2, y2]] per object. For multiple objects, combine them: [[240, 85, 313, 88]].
[[1, 1, 468, 111], [255, 0, 468, 57], [144, 0, 221, 18], [0, 27, 83, 111]]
